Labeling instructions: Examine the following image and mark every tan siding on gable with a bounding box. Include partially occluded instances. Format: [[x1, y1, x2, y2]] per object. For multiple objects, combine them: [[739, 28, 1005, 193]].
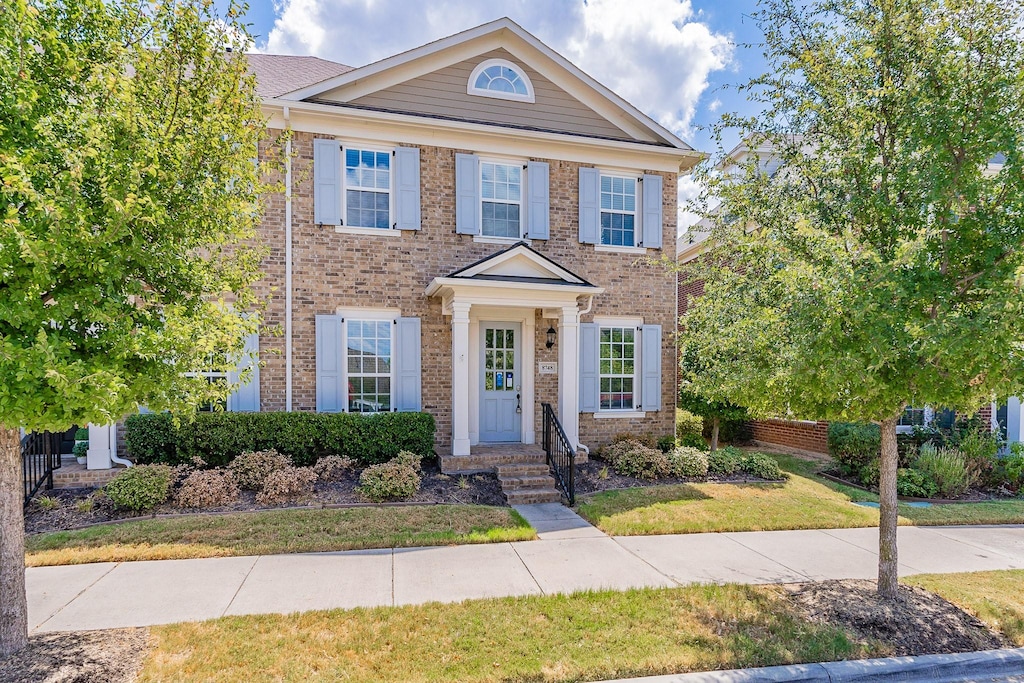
[[329, 49, 653, 143]]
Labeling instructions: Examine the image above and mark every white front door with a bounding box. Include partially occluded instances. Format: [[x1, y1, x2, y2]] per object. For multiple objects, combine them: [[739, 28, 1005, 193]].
[[480, 322, 522, 442]]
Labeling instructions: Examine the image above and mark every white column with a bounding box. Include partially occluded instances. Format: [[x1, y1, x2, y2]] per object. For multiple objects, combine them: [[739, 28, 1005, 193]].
[[451, 301, 472, 456], [558, 304, 580, 449], [86, 423, 114, 470]]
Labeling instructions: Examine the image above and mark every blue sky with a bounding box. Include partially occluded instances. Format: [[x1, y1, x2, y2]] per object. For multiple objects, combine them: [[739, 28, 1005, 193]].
[[229, 0, 767, 226]]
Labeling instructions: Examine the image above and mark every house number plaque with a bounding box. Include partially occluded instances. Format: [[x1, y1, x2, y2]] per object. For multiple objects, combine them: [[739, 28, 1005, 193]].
[[539, 362, 557, 375]]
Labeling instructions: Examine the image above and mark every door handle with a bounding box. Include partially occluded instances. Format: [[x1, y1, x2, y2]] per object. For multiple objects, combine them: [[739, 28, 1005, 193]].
[[515, 390, 522, 414]]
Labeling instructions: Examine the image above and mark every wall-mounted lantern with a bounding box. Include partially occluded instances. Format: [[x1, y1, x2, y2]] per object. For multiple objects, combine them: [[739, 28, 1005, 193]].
[[546, 325, 557, 349]]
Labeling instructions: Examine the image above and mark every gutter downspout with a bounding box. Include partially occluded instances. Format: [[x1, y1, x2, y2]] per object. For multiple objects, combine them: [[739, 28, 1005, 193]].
[[284, 106, 293, 411], [576, 294, 595, 456]]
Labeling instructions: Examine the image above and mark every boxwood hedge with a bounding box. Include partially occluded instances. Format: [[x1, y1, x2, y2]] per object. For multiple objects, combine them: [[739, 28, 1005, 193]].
[[124, 411, 436, 467]]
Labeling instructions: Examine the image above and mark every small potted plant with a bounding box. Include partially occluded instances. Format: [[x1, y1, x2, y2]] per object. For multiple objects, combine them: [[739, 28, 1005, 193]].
[[73, 427, 89, 465]]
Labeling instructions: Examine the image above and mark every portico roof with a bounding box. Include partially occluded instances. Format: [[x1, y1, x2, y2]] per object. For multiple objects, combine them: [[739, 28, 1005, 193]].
[[425, 243, 604, 308]]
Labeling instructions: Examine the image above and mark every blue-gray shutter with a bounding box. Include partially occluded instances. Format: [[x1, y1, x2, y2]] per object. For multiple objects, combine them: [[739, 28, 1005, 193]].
[[578, 167, 599, 244], [227, 332, 260, 412], [641, 174, 663, 249], [455, 153, 480, 235], [579, 323, 599, 413], [313, 138, 341, 226], [640, 324, 662, 411], [316, 314, 344, 412], [395, 317, 422, 412], [526, 161, 549, 240], [394, 146, 421, 230]]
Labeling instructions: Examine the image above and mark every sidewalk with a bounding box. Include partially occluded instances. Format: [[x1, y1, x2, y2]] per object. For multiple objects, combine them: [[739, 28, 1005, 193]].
[[26, 505, 1024, 633]]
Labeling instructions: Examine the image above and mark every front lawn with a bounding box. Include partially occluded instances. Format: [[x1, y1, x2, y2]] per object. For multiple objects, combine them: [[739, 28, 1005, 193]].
[[138, 585, 876, 682], [577, 452, 1024, 535], [906, 570, 1024, 646], [25, 505, 535, 567]]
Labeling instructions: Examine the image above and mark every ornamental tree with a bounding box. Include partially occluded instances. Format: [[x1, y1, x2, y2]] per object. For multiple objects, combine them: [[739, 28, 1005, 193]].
[[679, 0, 1024, 599], [0, 0, 269, 655]]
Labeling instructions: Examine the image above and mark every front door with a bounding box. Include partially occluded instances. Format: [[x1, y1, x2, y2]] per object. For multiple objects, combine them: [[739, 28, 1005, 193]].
[[480, 322, 522, 442]]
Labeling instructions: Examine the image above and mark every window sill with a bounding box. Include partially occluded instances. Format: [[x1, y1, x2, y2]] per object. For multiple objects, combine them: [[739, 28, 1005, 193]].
[[594, 245, 648, 255], [593, 411, 647, 419], [334, 226, 404, 238], [473, 235, 530, 245]]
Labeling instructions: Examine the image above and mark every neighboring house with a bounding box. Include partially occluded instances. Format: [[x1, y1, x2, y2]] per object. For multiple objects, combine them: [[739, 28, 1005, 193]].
[[677, 143, 1005, 455], [193, 17, 700, 476]]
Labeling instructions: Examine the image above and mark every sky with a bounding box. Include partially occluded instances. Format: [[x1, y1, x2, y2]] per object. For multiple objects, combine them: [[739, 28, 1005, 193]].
[[231, 0, 769, 228]]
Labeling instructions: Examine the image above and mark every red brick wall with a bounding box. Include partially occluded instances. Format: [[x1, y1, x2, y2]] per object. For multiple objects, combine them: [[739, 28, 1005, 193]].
[[749, 419, 830, 454]]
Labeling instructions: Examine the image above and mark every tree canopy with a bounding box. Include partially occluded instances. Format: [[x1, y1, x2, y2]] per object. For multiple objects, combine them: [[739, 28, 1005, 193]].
[[0, 0, 271, 656], [679, 0, 1024, 596]]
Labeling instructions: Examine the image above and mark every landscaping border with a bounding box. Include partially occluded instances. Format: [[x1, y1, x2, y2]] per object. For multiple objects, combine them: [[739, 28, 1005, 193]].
[[817, 472, 990, 505]]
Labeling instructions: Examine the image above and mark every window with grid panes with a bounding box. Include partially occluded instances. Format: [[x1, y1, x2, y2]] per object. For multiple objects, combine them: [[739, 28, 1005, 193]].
[[346, 319, 392, 412], [600, 174, 637, 246], [599, 326, 635, 410], [345, 148, 391, 229], [481, 162, 522, 238]]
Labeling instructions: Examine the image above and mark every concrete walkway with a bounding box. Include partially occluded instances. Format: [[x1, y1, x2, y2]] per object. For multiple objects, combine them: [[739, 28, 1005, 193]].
[[25, 506, 1024, 633]]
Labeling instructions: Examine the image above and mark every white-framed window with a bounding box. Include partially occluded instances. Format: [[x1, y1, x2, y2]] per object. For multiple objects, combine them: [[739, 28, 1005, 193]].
[[344, 146, 392, 229], [599, 325, 636, 411], [185, 353, 229, 412], [898, 406, 926, 428], [345, 317, 394, 413], [600, 173, 638, 247], [467, 58, 535, 103], [481, 161, 523, 238]]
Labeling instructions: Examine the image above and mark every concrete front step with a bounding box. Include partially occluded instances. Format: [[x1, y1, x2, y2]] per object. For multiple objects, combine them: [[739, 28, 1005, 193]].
[[505, 487, 563, 505]]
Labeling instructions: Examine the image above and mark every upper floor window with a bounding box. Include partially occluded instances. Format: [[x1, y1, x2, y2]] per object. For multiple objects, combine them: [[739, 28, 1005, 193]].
[[467, 58, 535, 103], [600, 174, 637, 247], [345, 147, 391, 229], [481, 161, 522, 238]]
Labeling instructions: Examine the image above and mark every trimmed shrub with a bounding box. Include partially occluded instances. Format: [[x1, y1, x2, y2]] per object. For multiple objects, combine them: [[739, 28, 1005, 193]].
[[678, 433, 708, 451], [176, 469, 240, 508], [739, 453, 785, 480], [896, 468, 939, 499], [606, 441, 669, 479], [915, 443, 971, 498], [357, 451, 422, 502], [708, 446, 743, 476], [667, 446, 709, 478], [72, 441, 89, 459], [229, 449, 291, 491], [827, 422, 880, 480], [657, 435, 676, 453], [675, 409, 704, 439], [74, 427, 89, 441], [256, 466, 318, 506], [312, 455, 356, 482], [105, 464, 174, 511], [125, 410, 436, 467]]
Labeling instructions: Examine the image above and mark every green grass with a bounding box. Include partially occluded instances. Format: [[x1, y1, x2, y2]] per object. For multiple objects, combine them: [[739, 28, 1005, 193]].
[[906, 570, 1024, 646], [139, 584, 878, 682], [577, 452, 1024, 535], [25, 505, 535, 567]]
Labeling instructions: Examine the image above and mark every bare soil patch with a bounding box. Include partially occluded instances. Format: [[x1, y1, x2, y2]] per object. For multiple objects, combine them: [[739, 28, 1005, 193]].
[[574, 458, 771, 495], [786, 579, 1004, 656], [0, 628, 148, 683], [25, 460, 505, 535]]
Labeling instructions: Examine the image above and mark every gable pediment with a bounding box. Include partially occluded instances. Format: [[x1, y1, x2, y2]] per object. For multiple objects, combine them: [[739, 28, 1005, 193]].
[[279, 18, 690, 149]]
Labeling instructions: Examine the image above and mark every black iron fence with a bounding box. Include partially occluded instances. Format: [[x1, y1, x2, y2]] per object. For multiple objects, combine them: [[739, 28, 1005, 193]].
[[23, 431, 63, 506], [541, 402, 575, 505]]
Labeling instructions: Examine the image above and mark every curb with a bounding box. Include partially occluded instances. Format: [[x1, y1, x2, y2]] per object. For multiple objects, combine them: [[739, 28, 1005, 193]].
[[593, 647, 1024, 682]]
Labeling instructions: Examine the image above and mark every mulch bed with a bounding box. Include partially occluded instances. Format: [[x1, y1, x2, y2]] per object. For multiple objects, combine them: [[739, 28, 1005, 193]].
[[0, 628, 148, 683], [24, 460, 506, 535], [574, 457, 781, 496], [820, 470, 1015, 503], [786, 579, 1004, 656]]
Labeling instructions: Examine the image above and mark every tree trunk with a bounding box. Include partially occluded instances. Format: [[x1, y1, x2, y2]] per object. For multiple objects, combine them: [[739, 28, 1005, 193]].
[[0, 425, 28, 657], [710, 417, 720, 452], [877, 416, 900, 600]]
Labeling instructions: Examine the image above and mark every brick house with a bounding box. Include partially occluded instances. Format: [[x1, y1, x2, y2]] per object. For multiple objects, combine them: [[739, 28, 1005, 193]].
[[158, 16, 699, 481], [676, 144, 1005, 456]]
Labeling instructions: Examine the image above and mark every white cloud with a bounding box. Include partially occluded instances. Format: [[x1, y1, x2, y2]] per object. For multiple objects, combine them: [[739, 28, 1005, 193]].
[[262, 0, 732, 138], [677, 174, 703, 233]]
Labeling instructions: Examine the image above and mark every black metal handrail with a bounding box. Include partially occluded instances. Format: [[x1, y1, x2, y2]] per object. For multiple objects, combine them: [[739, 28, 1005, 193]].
[[23, 431, 63, 506], [541, 402, 575, 506]]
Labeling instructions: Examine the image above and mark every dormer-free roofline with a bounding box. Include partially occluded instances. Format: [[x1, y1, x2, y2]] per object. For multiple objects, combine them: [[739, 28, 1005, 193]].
[[276, 17, 693, 152]]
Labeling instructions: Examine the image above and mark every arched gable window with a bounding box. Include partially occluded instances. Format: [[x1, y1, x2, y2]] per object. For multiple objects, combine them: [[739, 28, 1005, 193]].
[[467, 58, 535, 103]]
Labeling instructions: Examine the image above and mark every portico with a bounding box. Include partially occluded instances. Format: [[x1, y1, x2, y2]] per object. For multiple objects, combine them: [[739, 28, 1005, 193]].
[[425, 243, 603, 456]]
